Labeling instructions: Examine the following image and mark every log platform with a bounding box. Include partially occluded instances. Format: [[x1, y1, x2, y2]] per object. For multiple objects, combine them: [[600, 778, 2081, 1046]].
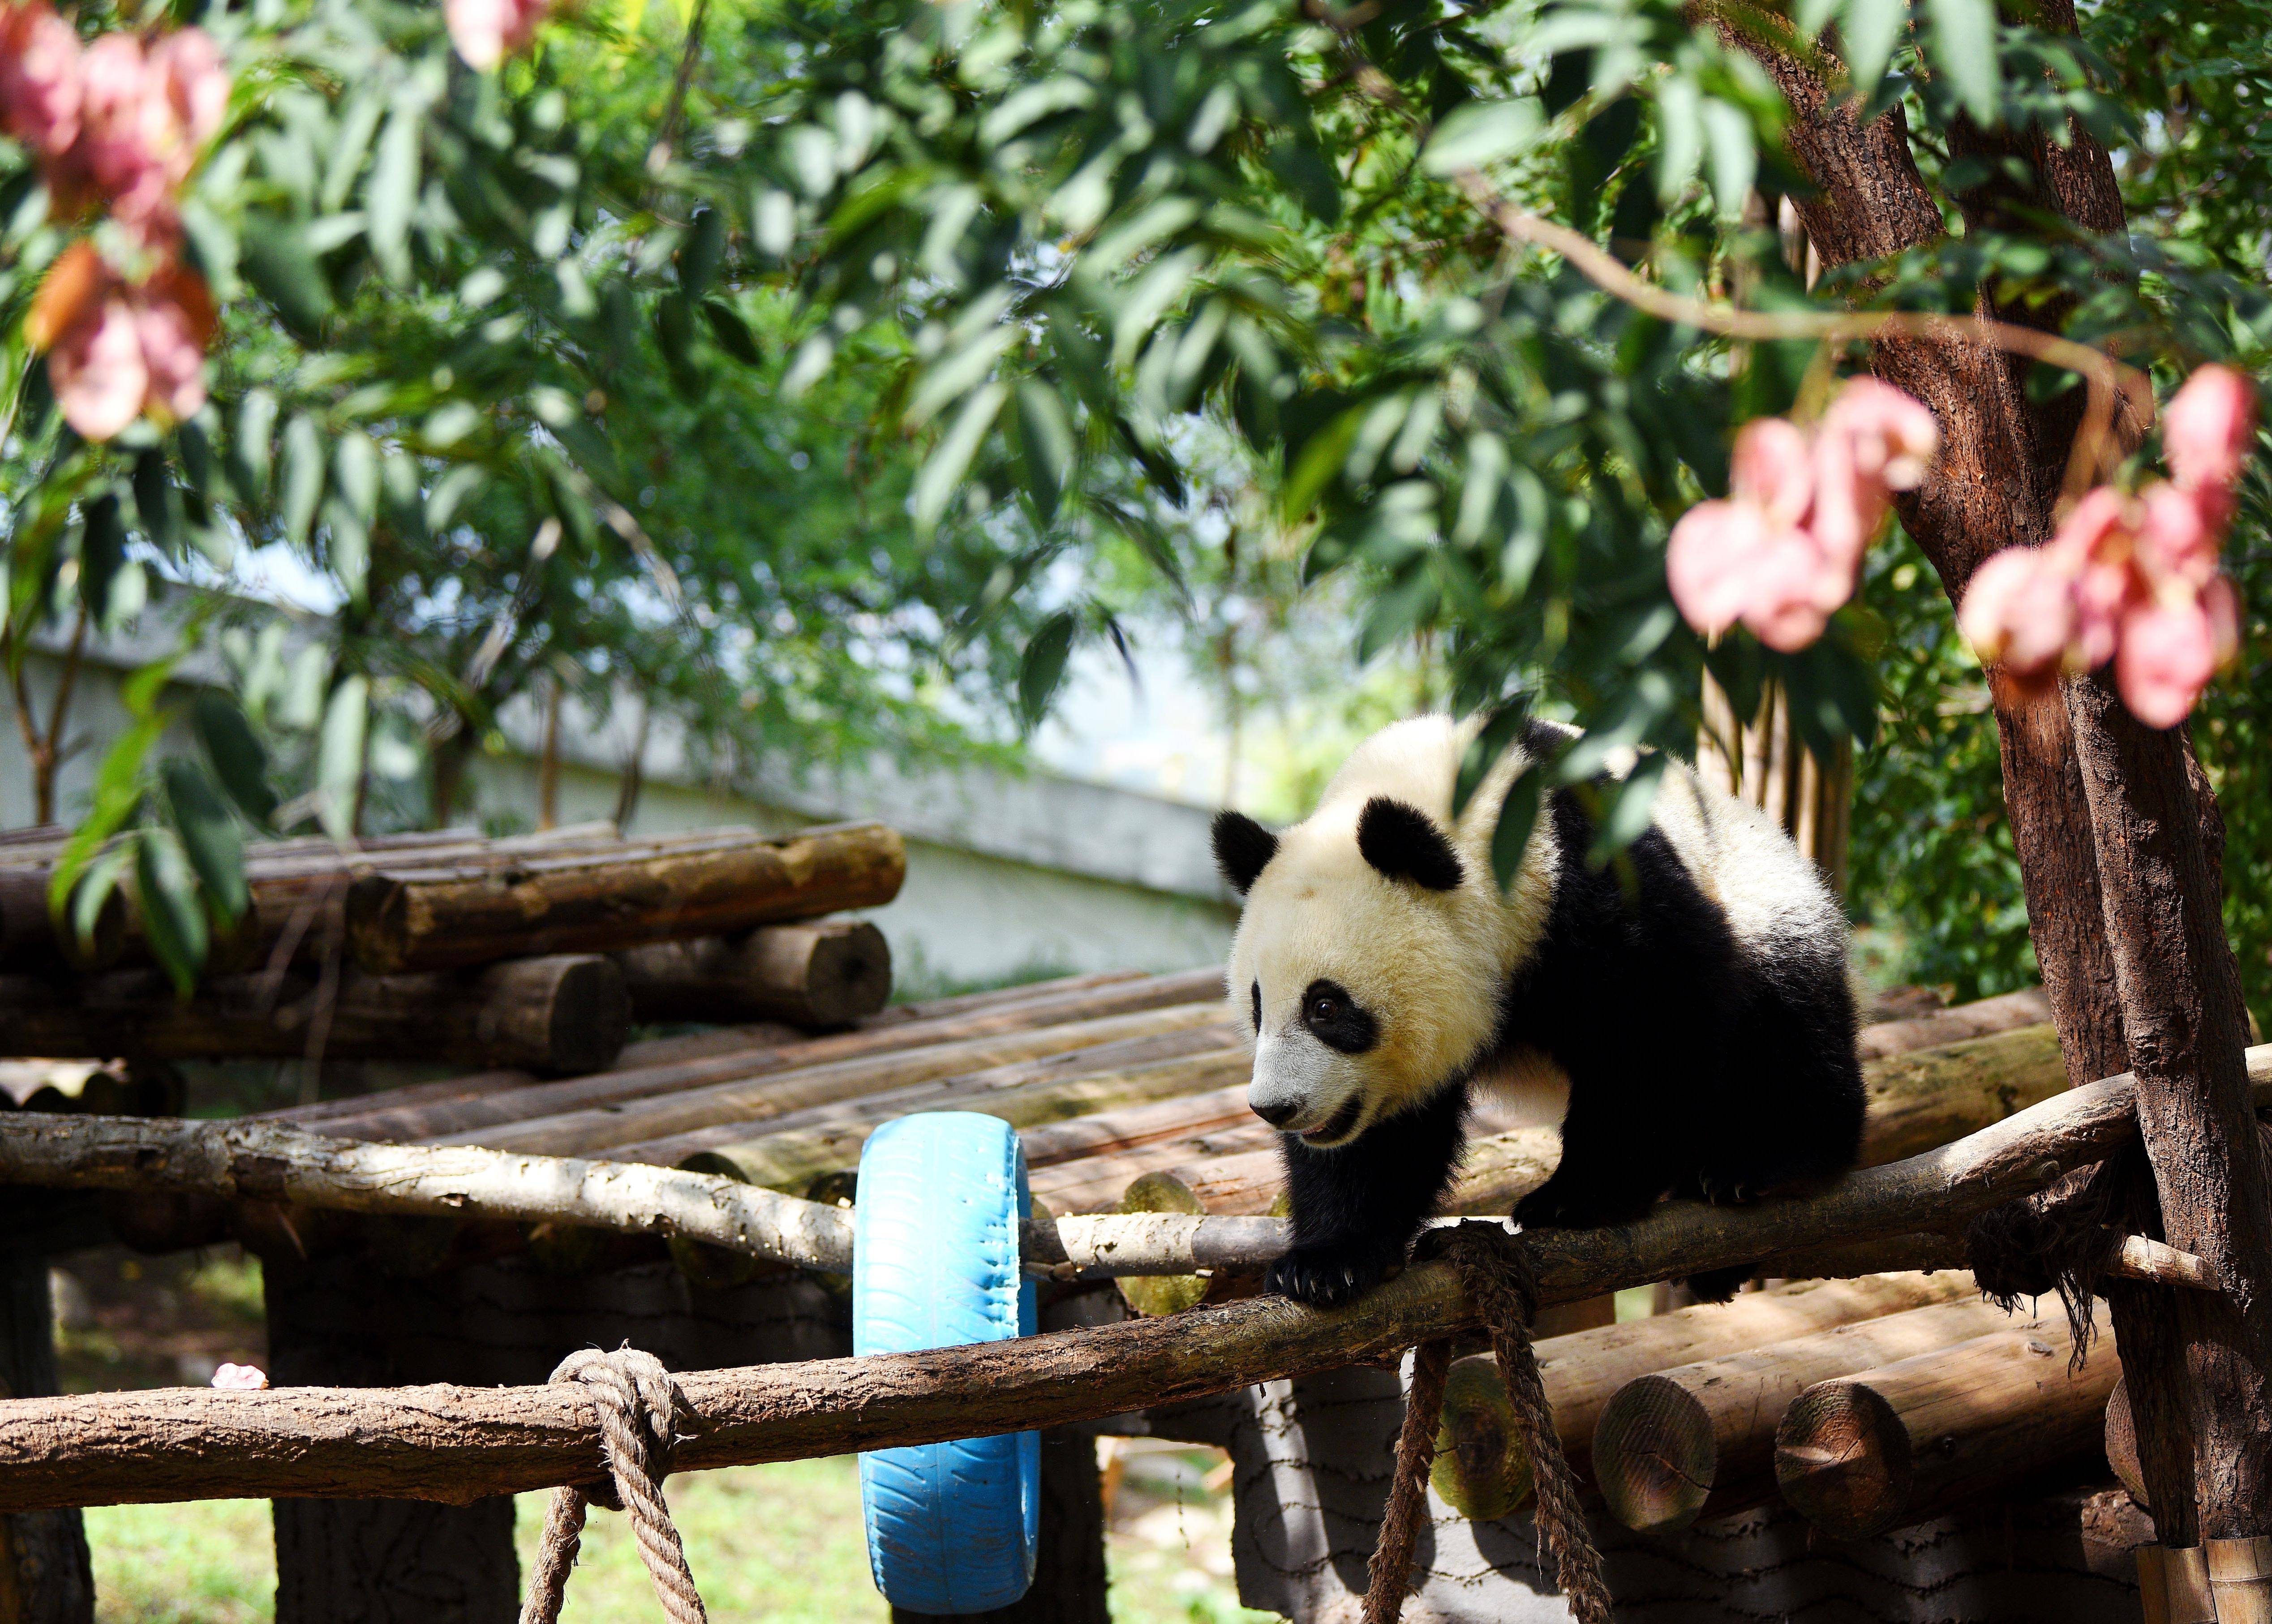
[[0, 956, 2169, 1624]]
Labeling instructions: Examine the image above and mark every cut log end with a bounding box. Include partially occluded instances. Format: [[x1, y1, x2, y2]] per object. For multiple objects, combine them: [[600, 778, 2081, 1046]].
[[1430, 1353, 1532, 1521], [1772, 1380, 1914, 1540], [1590, 1373, 1716, 1534], [1115, 1172, 1209, 1319]]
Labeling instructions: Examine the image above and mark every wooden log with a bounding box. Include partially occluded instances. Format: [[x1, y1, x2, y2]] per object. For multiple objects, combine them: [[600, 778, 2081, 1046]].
[[613, 920, 891, 1027], [1590, 1296, 2040, 1532], [297, 967, 1226, 1146], [1855, 987, 2053, 1060], [1773, 1303, 2117, 1538], [2105, 1374, 2148, 1508], [1113, 1172, 1211, 1318], [0, 868, 123, 974], [478, 1001, 1235, 1159], [671, 1043, 1251, 1196], [1425, 1271, 1980, 1518], [0, 1049, 2258, 1514], [0, 1248, 92, 1622], [0, 956, 631, 1073], [344, 821, 906, 973]]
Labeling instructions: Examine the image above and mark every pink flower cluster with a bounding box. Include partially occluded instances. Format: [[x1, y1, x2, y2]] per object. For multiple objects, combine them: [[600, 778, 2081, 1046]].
[[1666, 378, 1941, 652], [445, 0, 550, 70], [0, 4, 227, 440], [0, 3, 227, 250], [27, 242, 214, 440], [210, 1363, 269, 1391], [1958, 366, 2257, 729]]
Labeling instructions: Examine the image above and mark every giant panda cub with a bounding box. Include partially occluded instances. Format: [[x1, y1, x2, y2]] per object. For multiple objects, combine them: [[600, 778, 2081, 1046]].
[[1211, 713, 1865, 1308]]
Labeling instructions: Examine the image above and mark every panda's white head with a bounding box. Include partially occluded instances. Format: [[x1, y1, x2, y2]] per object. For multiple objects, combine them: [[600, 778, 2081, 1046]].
[[1213, 716, 1553, 1148]]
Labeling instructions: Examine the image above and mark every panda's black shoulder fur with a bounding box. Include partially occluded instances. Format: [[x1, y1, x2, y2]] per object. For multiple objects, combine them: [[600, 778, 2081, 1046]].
[[1267, 776, 1865, 1308]]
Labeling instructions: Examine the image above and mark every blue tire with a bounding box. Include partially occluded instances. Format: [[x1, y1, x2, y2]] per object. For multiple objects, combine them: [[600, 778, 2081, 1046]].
[[855, 1112, 1039, 1614]]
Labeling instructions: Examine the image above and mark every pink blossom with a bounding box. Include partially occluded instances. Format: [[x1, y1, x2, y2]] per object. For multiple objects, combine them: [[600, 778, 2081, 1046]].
[[1957, 546, 2080, 677], [446, 0, 550, 70], [2137, 481, 2220, 589], [1823, 376, 1941, 491], [1666, 377, 1938, 652], [2116, 598, 2223, 729], [211, 1363, 270, 1391], [48, 295, 148, 441], [0, 3, 82, 157], [2164, 365, 2257, 494], [148, 29, 228, 149], [28, 242, 212, 439], [1729, 417, 1813, 525]]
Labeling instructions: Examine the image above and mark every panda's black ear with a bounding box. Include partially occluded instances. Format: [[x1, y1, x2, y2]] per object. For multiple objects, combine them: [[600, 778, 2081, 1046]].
[[1211, 811, 1279, 896], [1357, 798, 1464, 891]]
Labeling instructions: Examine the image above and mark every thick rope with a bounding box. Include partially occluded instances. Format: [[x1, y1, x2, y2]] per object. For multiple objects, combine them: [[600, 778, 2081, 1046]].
[[1362, 1222, 1614, 1624], [520, 1346, 708, 1624], [1364, 1338, 1452, 1624]]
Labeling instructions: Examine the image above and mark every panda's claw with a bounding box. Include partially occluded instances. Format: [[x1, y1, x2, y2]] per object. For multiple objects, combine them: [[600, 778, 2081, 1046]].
[[1267, 1242, 1396, 1307]]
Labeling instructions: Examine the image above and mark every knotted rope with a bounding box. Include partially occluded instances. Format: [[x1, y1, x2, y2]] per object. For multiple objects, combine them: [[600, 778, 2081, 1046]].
[[520, 1347, 708, 1624], [1362, 1222, 1613, 1624]]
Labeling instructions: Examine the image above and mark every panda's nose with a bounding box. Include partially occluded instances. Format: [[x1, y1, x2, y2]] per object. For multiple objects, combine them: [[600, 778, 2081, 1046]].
[[1251, 1097, 1300, 1127]]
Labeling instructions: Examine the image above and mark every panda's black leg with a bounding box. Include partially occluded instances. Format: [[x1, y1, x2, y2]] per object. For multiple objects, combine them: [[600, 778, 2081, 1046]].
[[1512, 1083, 1669, 1232], [1268, 1084, 1469, 1308]]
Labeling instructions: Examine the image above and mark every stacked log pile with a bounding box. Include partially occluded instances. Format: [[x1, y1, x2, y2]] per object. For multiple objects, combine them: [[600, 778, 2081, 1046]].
[[0, 820, 906, 1074]]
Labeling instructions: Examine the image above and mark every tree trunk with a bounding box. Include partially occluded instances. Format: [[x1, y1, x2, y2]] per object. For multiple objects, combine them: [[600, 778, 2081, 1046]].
[[1734, 9, 2269, 1547], [2062, 676, 2272, 1541], [0, 1251, 90, 1624]]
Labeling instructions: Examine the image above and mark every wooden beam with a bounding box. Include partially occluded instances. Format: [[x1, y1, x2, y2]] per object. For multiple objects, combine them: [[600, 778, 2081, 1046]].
[[612, 921, 892, 1027], [1773, 1303, 2117, 1538], [1427, 1271, 1980, 1519], [344, 821, 907, 973], [302, 969, 1225, 1148], [0, 1050, 2252, 1514], [1589, 1297, 2032, 1532], [0, 955, 631, 1074]]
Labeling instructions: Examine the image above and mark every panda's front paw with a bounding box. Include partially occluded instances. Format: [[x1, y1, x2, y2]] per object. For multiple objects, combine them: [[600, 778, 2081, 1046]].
[[1512, 1183, 1580, 1231], [1267, 1242, 1396, 1307]]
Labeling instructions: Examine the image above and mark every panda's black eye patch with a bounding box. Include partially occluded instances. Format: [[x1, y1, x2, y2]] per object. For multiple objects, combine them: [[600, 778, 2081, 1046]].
[[1250, 981, 1261, 1033], [1301, 978, 1378, 1054]]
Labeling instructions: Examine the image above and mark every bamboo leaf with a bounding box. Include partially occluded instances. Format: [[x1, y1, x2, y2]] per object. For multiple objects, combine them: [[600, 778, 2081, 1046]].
[[1017, 609, 1078, 729], [911, 382, 1007, 535], [162, 759, 248, 921], [193, 691, 278, 825], [1420, 99, 1543, 176], [1924, 0, 2001, 125], [316, 676, 369, 841]]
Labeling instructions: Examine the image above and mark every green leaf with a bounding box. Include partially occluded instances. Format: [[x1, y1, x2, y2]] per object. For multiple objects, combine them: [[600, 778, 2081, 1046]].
[[1490, 763, 1547, 895], [1655, 75, 1703, 201], [911, 382, 1007, 536], [1266, 140, 1341, 224], [654, 293, 701, 394], [279, 415, 324, 546], [1701, 99, 1757, 217], [1280, 404, 1366, 524], [1841, 0, 1907, 95], [1014, 382, 1074, 524], [316, 675, 368, 841], [1017, 609, 1078, 729], [132, 449, 180, 552], [240, 219, 333, 341], [70, 846, 133, 960], [192, 691, 278, 824], [162, 759, 248, 921], [228, 389, 277, 503], [368, 106, 421, 284], [78, 491, 126, 619], [136, 830, 208, 995], [1924, 0, 2000, 125], [702, 300, 762, 365], [681, 206, 726, 295], [1420, 99, 1543, 176], [333, 430, 379, 523]]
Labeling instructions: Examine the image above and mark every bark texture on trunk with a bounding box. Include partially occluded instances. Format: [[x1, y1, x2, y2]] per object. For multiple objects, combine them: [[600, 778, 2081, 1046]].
[[1735, 9, 2270, 1545]]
